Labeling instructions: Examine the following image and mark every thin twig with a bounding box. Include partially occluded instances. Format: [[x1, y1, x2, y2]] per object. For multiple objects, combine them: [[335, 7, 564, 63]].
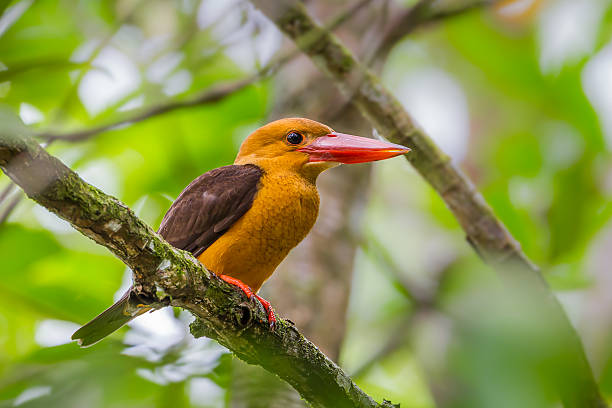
[[360, 234, 419, 303], [0, 193, 23, 225], [354, 234, 456, 379], [351, 317, 413, 379], [0, 2, 145, 225], [41, 75, 265, 142], [50, 0, 146, 122], [370, 0, 497, 63], [40, 0, 375, 143], [330, 0, 496, 130], [0, 182, 15, 203]]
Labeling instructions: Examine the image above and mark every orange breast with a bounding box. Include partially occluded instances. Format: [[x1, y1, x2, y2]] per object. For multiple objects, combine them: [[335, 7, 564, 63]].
[[198, 170, 319, 292]]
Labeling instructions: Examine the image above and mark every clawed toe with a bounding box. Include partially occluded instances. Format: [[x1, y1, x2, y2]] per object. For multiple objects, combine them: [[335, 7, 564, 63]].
[[218, 275, 276, 329]]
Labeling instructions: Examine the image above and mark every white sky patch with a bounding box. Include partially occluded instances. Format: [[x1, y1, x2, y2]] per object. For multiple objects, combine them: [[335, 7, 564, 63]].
[[537, 0, 606, 74], [135, 339, 226, 385], [33, 206, 74, 234], [78, 46, 141, 116], [13, 386, 51, 406], [54, 145, 87, 167], [177, 337, 226, 374], [0, 0, 33, 38], [121, 300, 224, 383], [496, 0, 535, 18], [393, 67, 470, 162], [138, 33, 172, 62], [136, 368, 168, 385], [123, 308, 185, 361], [114, 267, 133, 302], [118, 95, 145, 112], [146, 51, 184, 83], [112, 24, 145, 55], [19, 102, 44, 125], [179, 0, 197, 14], [77, 159, 122, 198], [583, 39, 612, 151], [190, 377, 224, 407], [35, 319, 81, 347], [197, 0, 281, 72], [197, 0, 242, 29], [250, 9, 283, 67], [224, 10, 282, 71], [71, 38, 102, 64], [163, 69, 192, 96]]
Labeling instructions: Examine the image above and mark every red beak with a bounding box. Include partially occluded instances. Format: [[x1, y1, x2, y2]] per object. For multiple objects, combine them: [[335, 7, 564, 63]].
[[297, 132, 411, 164]]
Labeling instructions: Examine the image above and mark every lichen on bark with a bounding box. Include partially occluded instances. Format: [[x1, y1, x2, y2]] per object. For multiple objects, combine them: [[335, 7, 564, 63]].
[[0, 108, 394, 408]]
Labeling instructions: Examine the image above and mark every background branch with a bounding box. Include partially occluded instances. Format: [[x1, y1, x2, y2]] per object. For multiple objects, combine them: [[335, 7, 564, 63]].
[[37, 0, 374, 145], [247, 1, 607, 407], [40, 76, 264, 143], [254, 0, 530, 270], [371, 0, 497, 63]]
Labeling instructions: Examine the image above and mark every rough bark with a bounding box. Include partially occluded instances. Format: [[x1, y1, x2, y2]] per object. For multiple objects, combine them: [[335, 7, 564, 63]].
[[247, 1, 607, 407], [228, 1, 379, 405], [0, 109, 396, 408]]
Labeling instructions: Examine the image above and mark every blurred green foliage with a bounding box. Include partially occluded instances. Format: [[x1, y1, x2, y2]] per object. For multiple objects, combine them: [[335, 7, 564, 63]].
[[1, 0, 612, 407]]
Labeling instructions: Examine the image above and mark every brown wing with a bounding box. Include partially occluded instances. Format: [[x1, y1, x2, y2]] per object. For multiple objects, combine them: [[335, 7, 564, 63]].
[[158, 164, 263, 257]]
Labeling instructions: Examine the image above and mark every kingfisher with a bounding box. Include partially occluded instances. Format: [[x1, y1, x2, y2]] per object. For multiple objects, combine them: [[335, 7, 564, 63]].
[[72, 118, 410, 346]]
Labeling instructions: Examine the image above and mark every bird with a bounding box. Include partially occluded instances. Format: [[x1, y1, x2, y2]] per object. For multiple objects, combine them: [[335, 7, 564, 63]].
[[72, 118, 410, 346]]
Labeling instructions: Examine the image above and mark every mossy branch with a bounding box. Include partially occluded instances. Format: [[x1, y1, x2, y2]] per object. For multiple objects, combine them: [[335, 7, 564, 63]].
[[247, 1, 607, 407], [253, 0, 529, 269], [0, 109, 396, 408]]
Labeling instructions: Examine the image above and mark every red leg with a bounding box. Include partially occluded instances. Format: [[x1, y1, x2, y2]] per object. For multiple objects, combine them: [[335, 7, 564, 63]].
[[218, 275, 276, 329], [254, 294, 276, 329], [219, 275, 254, 299]]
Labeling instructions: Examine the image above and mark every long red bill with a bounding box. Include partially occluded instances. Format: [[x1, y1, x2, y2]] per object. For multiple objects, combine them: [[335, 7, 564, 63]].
[[297, 132, 411, 164]]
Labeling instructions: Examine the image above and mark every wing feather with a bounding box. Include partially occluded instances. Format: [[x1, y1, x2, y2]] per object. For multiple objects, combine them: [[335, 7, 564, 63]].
[[158, 164, 262, 257]]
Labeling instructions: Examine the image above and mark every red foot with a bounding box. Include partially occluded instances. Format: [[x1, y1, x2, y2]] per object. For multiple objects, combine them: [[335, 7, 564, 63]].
[[254, 294, 277, 330], [219, 275, 254, 299], [218, 275, 276, 329]]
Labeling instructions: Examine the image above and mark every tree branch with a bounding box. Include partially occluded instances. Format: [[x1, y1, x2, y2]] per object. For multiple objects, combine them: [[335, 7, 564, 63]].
[[0, 192, 22, 224], [38, 0, 375, 144], [40, 75, 264, 143], [372, 0, 497, 62], [0, 109, 396, 408], [252, 0, 532, 286], [247, 1, 607, 407]]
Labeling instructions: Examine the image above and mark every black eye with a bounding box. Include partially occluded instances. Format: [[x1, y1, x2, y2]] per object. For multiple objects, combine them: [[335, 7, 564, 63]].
[[286, 132, 303, 145]]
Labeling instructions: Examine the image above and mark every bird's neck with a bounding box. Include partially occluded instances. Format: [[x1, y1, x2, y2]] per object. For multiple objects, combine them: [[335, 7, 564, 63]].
[[234, 156, 338, 184]]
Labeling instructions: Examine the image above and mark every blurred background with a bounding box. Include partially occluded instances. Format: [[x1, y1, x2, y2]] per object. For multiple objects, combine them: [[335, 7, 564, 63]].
[[1, 0, 612, 407]]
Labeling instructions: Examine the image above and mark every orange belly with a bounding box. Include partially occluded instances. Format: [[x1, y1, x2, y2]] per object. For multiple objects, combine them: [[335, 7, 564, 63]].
[[198, 171, 319, 292]]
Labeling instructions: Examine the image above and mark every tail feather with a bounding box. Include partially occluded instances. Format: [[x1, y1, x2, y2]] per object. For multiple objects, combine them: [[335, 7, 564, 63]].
[[72, 288, 151, 347]]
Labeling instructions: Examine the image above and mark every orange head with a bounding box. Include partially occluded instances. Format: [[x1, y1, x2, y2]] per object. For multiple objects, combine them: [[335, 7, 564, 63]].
[[235, 118, 410, 181]]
